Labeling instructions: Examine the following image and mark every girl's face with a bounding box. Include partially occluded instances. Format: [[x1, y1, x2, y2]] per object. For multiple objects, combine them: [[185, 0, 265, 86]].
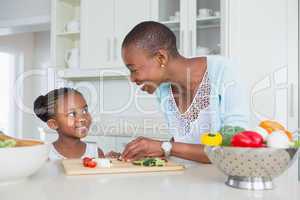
[[51, 93, 92, 139], [122, 46, 165, 94]]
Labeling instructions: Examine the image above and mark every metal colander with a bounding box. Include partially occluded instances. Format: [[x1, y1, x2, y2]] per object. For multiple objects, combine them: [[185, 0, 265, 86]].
[[205, 146, 299, 190]]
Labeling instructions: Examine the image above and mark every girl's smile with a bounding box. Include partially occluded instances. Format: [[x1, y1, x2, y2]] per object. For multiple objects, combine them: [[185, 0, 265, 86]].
[[54, 93, 92, 139]]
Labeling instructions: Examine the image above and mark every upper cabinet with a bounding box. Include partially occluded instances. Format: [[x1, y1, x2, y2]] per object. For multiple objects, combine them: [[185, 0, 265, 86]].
[[151, 0, 222, 57], [80, 0, 113, 68], [80, 0, 153, 68], [51, 0, 222, 70]]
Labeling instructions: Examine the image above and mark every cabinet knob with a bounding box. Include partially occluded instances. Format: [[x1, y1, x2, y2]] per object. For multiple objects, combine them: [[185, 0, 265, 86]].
[[107, 38, 111, 62], [113, 37, 118, 61]]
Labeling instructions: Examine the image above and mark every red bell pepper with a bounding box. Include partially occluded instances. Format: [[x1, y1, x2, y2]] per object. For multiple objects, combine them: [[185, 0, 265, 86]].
[[231, 131, 264, 147]]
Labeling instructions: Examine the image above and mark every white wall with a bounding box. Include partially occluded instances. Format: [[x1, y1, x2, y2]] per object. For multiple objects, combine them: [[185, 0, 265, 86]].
[[30, 31, 51, 138], [228, 0, 298, 131], [0, 0, 50, 20]]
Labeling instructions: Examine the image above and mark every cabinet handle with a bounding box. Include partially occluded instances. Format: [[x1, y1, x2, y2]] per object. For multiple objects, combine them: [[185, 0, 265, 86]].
[[113, 37, 118, 61], [107, 38, 111, 62], [289, 83, 294, 118], [180, 30, 184, 54], [189, 30, 193, 56]]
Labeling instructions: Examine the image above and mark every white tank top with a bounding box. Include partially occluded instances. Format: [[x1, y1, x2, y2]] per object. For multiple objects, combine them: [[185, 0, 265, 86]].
[[166, 70, 211, 144], [49, 143, 98, 160]]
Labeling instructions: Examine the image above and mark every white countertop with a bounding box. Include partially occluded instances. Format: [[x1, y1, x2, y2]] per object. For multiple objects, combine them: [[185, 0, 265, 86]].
[[0, 159, 299, 200]]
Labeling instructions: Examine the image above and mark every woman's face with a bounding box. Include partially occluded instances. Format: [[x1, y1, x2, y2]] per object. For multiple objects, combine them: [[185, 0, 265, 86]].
[[122, 46, 165, 94], [53, 93, 92, 139]]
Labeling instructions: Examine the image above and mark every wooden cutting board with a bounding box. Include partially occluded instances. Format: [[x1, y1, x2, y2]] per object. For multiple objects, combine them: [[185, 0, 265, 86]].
[[62, 159, 185, 175]]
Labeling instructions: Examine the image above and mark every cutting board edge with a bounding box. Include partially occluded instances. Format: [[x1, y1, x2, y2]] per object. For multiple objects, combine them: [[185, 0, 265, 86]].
[[62, 159, 185, 176]]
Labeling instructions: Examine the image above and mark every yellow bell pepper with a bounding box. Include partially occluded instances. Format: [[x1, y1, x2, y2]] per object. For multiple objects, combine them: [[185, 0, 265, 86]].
[[201, 132, 223, 146]]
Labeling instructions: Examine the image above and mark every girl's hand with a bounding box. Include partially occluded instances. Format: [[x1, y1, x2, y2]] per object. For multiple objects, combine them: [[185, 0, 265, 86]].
[[121, 137, 164, 161], [105, 151, 121, 159]]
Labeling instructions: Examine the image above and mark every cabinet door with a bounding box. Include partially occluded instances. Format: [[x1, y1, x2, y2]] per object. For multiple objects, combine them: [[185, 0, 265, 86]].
[[113, 0, 152, 66], [80, 0, 114, 68], [188, 0, 221, 57], [150, 0, 188, 56], [228, 0, 298, 131]]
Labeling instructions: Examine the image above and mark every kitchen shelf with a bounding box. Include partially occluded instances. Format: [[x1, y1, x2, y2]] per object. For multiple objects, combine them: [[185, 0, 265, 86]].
[[52, 0, 81, 68], [160, 20, 180, 25], [197, 16, 220, 27], [197, 24, 220, 29], [57, 67, 130, 79], [56, 31, 80, 40], [59, 0, 80, 6], [196, 16, 220, 21], [169, 24, 220, 32]]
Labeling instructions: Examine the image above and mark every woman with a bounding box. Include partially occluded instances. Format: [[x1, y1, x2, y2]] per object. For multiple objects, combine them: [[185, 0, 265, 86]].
[[120, 21, 249, 163]]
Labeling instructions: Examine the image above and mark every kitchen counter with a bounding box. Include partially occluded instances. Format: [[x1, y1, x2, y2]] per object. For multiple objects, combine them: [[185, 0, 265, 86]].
[[0, 159, 299, 200]]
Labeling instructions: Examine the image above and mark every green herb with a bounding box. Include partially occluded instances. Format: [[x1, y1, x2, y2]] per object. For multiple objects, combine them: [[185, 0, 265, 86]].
[[133, 157, 166, 167]]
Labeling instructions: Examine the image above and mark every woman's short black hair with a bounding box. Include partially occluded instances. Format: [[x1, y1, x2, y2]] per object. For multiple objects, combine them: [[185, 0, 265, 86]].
[[33, 87, 82, 122], [122, 21, 179, 57]]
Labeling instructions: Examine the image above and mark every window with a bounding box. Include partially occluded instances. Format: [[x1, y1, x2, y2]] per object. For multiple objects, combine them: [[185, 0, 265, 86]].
[[0, 52, 14, 135]]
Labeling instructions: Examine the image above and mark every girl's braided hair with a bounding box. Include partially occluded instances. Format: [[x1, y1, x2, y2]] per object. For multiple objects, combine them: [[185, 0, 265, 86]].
[[33, 87, 82, 122]]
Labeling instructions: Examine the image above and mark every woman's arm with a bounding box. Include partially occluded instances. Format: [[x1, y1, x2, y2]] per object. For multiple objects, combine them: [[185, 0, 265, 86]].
[[121, 137, 210, 163], [170, 142, 210, 163]]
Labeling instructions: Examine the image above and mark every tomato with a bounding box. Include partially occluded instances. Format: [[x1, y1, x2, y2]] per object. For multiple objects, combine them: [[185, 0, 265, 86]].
[[83, 157, 92, 163], [82, 157, 93, 167], [87, 161, 97, 168]]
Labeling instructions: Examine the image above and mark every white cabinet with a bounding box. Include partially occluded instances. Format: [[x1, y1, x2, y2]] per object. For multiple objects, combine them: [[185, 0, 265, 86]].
[[80, 0, 152, 68], [80, 0, 114, 68], [227, 0, 298, 131], [152, 0, 222, 57], [52, 0, 222, 71]]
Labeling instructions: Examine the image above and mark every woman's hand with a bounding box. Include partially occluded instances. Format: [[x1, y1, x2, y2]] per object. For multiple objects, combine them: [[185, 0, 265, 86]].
[[121, 137, 164, 161], [105, 151, 121, 159]]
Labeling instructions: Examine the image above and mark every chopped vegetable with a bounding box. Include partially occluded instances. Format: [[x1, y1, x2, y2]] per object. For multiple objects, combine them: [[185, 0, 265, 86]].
[[96, 158, 112, 168], [231, 131, 264, 148], [87, 160, 97, 168], [82, 157, 97, 168], [201, 132, 222, 146], [219, 126, 245, 146], [133, 157, 166, 167], [0, 139, 17, 148]]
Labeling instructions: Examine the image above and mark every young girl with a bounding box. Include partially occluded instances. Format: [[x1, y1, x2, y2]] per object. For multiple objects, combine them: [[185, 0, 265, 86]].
[[34, 87, 105, 160]]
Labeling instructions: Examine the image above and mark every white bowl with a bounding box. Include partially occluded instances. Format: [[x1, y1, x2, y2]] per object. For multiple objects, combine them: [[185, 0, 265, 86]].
[[0, 143, 50, 184]]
